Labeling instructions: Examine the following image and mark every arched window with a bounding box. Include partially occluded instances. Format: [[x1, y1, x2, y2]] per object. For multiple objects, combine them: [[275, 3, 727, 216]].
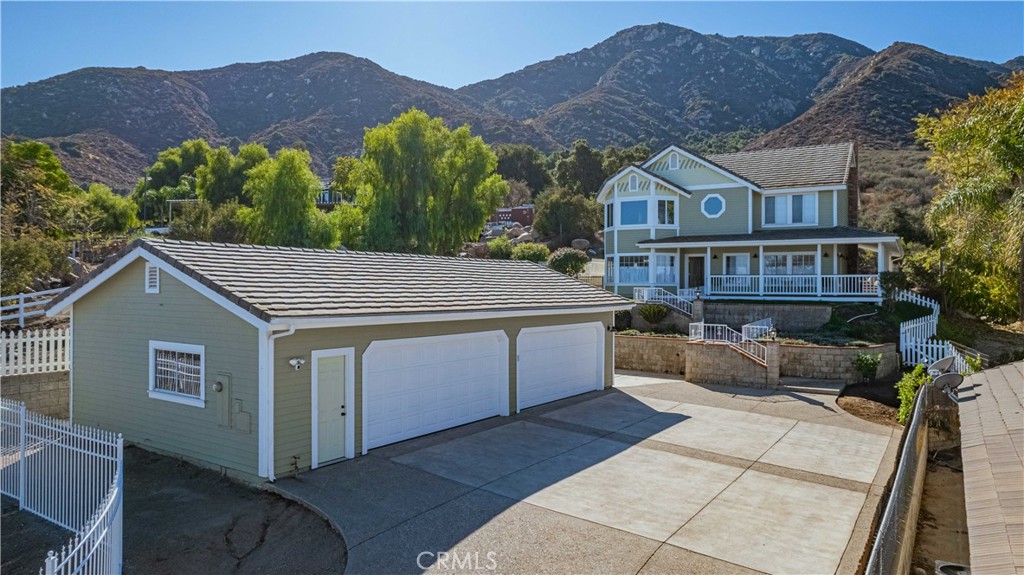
[[628, 174, 639, 191], [668, 152, 680, 170]]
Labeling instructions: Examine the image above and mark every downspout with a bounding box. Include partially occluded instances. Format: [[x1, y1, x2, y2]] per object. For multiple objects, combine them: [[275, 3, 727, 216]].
[[265, 325, 296, 481]]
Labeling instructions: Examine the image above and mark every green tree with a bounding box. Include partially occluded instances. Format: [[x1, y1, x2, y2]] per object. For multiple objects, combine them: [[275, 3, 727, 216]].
[[533, 189, 602, 246], [327, 204, 366, 249], [1, 140, 81, 238], [196, 143, 270, 207], [329, 156, 359, 202], [358, 109, 506, 255], [553, 139, 606, 197], [915, 73, 1024, 321], [82, 184, 139, 234], [244, 148, 332, 248], [168, 200, 213, 241], [503, 179, 532, 208], [210, 200, 250, 244], [602, 143, 651, 175], [493, 144, 550, 196], [1, 233, 70, 295]]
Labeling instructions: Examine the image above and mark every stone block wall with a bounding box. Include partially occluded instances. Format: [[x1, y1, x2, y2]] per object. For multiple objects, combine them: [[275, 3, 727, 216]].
[[628, 305, 692, 334], [684, 341, 779, 389], [1, 371, 70, 418], [614, 335, 686, 375], [779, 343, 899, 385], [703, 302, 832, 332]]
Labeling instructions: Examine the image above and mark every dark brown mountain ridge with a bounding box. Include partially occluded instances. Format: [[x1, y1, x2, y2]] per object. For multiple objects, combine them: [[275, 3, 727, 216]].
[[1, 24, 1018, 190]]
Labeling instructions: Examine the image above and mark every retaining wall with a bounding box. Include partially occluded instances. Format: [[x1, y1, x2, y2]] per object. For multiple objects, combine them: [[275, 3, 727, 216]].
[[703, 302, 832, 331], [780, 343, 899, 385], [614, 335, 686, 375], [1, 371, 70, 418], [683, 341, 780, 389]]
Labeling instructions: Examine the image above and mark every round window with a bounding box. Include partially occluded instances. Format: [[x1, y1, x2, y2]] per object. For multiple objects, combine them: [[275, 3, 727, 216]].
[[701, 194, 726, 218]]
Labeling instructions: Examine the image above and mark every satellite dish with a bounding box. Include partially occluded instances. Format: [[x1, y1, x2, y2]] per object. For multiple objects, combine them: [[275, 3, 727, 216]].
[[928, 356, 956, 378]]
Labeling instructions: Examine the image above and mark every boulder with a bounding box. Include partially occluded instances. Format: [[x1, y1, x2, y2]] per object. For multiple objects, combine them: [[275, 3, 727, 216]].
[[513, 233, 534, 244], [570, 238, 590, 251]]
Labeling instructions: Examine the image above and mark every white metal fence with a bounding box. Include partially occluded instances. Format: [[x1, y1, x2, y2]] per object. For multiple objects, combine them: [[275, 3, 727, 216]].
[[0, 288, 66, 328], [689, 320, 768, 365], [1, 327, 71, 376], [0, 399, 124, 575], [633, 287, 694, 317]]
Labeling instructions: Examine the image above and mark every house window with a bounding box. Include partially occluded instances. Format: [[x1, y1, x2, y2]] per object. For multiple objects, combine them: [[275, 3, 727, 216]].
[[764, 193, 817, 225], [654, 255, 676, 284], [605, 257, 614, 283], [657, 200, 675, 225], [701, 194, 726, 218], [618, 256, 649, 284], [764, 254, 788, 275], [764, 253, 817, 275], [724, 254, 750, 275], [628, 174, 639, 192], [149, 341, 205, 407], [145, 263, 160, 294], [668, 153, 680, 170], [605, 203, 614, 227], [620, 200, 648, 225], [792, 254, 816, 275]]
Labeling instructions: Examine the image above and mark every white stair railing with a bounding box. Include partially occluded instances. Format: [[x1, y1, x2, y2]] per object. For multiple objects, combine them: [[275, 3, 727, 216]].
[[690, 321, 768, 365], [634, 287, 694, 317]]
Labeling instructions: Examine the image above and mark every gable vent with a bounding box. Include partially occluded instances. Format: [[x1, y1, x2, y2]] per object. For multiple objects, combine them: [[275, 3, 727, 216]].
[[145, 263, 160, 294]]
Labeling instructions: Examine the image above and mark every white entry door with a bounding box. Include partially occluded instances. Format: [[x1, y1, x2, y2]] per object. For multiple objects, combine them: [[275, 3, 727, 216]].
[[312, 349, 354, 467], [517, 322, 604, 410], [362, 331, 509, 452]]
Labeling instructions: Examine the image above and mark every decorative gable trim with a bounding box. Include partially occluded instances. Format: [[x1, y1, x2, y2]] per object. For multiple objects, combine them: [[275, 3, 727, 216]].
[[642, 145, 761, 191], [596, 165, 691, 203]]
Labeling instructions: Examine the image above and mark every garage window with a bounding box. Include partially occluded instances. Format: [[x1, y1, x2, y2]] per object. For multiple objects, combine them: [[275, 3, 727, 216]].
[[148, 341, 205, 407]]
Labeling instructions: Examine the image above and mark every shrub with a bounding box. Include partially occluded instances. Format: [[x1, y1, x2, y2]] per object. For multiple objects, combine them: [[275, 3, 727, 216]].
[[510, 242, 550, 263], [614, 309, 632, 330], [487, 236, 513, 259], [879, 271, 908, 310], [547, 247, 589, 277], [637, 303, 669, 324], [855, 352, 883, 381], [169, 201, 213, 241], [209, 200, 249, 244], [1, 233, 70, 295], [895, 365, 930, 424], [617, 329, 642, 336]]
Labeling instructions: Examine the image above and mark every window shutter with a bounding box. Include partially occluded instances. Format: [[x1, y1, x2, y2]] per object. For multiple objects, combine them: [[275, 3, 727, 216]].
[[145, 263, 160, 294]]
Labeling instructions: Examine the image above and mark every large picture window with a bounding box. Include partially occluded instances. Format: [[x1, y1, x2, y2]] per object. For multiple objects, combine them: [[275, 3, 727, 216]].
[[619, 200, 648, 225], [764, 193, 817, 226], [618, 255, 649, 284], [149, 341, 205, 407], [763, 253, 817, 275]]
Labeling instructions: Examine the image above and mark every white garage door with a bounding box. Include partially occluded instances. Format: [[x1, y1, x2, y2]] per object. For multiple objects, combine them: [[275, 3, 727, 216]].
[[517, 322, 604, 410], [362, 331, 509, 451]]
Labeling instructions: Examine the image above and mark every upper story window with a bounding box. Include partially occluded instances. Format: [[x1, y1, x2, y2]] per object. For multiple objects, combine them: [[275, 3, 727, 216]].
[[764, 193, 817, 226], [668, 153, 680, 170], [657, 199, 675, 225], [701, 194, 726, 219], [628, 174, 639, 192], [620, 200, 647, 225], [605, 203, 614, 227], [145, 263, 160, 294]]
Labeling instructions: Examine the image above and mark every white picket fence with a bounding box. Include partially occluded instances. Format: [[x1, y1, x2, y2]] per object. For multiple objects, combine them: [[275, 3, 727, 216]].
[[1, 327, 71, 376], [895, 290, 980, 371], [0, 399, 123, 575], [0, 288, 67, 328]]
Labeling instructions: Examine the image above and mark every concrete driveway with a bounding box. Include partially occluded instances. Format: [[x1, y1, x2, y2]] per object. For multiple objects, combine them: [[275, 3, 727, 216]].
[[275, 372, 899, 575]]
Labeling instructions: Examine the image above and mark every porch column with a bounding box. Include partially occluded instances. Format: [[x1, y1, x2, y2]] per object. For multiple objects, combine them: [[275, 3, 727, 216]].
[[877, 242, 886, 298], [705, 246, 711, 294], [758, 245, 764, 297], [676, 248, 681, 288], [648, 248, 656, 286], [833, 243, 838, 274], [816, 244, 823, 297]]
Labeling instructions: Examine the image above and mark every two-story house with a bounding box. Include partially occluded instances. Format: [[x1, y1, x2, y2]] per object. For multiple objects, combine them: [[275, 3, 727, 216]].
[[599, 142, 901, 303]]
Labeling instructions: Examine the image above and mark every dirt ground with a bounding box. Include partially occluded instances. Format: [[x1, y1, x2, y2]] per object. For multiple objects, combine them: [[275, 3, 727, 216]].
[[837, 374, 902, 428], [1, 447, 346, 575], [912, 448, 970, 573]]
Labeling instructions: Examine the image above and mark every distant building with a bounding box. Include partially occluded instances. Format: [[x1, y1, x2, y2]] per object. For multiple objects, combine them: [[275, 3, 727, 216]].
[[493, 204, 535, 226]]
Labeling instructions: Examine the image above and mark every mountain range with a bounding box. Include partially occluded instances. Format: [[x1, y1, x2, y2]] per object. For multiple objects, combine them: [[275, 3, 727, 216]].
[[2, 23, 1019, 190]]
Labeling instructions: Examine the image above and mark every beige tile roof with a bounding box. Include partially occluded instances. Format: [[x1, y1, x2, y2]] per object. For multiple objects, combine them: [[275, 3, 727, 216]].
[[959, 361, 1024, 575], [50, 239, 629, 322], [707, 142, 854, 190]]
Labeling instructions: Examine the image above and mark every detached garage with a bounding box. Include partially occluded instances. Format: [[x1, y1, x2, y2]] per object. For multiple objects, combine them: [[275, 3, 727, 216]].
[[46, 239, 630, 481]]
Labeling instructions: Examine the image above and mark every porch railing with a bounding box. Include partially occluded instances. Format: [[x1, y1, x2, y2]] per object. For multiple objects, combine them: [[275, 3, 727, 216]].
[[633, 287, 693, 317], [689, 321, 768, 364], [706, 274, 881, 297]]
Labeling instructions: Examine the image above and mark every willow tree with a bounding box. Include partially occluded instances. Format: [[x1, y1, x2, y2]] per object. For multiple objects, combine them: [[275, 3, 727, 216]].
[[357, 109, 506, 255], [244, 148, 336, 249], [916, 73, 1024, 321]]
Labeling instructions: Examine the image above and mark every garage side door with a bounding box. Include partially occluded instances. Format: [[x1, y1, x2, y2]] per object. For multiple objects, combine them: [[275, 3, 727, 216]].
[[517, 322, 604, 411], [363, 331, 509, 451]]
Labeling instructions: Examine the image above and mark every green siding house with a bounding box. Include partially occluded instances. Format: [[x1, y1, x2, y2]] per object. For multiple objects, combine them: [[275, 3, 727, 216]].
[[598, 143, 901, 304], [47, 240, 630, 481]]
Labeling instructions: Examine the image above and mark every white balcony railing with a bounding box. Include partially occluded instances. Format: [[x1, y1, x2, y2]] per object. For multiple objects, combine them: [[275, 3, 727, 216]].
[[706, 274, 881, 297]]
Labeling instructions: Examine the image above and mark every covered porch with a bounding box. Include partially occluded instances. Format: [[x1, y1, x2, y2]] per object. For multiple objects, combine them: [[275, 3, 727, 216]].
[[615, 227, 901, 302]]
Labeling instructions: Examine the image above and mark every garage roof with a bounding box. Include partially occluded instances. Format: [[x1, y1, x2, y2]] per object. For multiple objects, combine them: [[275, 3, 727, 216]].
[[47, 239, 629, 323]]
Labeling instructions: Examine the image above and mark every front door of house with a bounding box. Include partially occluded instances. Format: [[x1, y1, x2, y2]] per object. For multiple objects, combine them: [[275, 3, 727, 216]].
[[687, 256, 705, 289], [315, 354, 347, 466]]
